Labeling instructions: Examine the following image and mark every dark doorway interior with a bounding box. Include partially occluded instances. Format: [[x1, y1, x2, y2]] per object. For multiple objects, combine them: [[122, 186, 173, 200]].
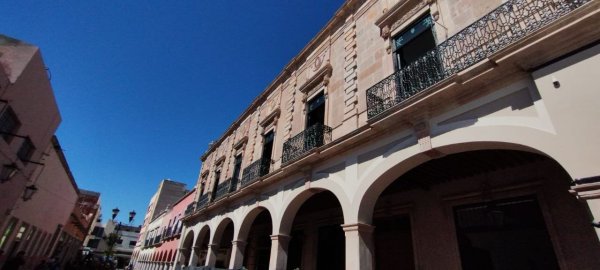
[[243, 210, 272, 270], [454, 196, 559, 270], [215, 222, 234, 268], [287, 191, 344, 270], [373, 215, 415, 270]]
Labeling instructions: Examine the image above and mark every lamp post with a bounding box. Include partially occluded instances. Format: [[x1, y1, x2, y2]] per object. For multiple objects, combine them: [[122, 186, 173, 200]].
[[105, 207, 136, 269]]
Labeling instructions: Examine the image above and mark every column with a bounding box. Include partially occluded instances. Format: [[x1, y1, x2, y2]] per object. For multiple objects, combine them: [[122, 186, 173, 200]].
[[269, 234, 290, 270], [229, 240, 247, 269], [189, 246, 200, 266], [175, 248, 187, 267], [342, 223, 375, 270], [205, 244, 219, 267]]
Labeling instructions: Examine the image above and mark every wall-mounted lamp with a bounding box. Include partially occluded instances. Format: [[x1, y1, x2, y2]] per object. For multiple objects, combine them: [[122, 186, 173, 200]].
[[22, 184, 38, 201], [0, 163, 18, 183]]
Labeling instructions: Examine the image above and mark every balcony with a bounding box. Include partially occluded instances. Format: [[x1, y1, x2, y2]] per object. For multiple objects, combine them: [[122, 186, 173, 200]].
[[196, 193, 210, 210], [241, 158, 272, 187], [366, 0, 591, 119], [184, 202, 195, 216], [282, 123, 332, 164], [212, 178, 238, 202]]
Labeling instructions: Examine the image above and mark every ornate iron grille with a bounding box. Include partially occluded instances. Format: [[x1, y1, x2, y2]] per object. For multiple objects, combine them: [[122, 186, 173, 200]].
[[366, 0, 591, 119], [213, 178, 236, 202], [241, 158, 272, 187], [184, 202, 195, 216], [282, 123, 333, 164], [196, 193, 210, 210]]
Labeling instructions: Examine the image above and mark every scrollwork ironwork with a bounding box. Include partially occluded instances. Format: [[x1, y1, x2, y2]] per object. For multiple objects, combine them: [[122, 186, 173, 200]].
[[282, 123, 333, 164], [367, 0, 591, 119]]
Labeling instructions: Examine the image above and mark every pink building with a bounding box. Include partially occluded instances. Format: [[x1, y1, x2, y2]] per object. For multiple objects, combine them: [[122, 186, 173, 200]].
[[131, 181, 193, 270], [0, 36, 82, 269]]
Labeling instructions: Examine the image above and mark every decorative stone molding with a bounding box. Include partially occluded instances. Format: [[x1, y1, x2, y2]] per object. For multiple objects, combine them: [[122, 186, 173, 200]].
[[343, 14, 359, 121], [259, 108, 281, 128], [283, 75, 297, 141], [233, 136, 248, 151], [375, 0, 432, 54], [298, 62, 332, 94]]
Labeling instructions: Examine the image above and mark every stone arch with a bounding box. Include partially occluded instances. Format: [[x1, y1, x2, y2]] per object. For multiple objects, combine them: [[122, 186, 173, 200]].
[[211, 217, 234, 245], [277, 183, 348, 235], [181, 229, 195, 265], [355, 139, 567, 224], [237, 205, 274, 241]]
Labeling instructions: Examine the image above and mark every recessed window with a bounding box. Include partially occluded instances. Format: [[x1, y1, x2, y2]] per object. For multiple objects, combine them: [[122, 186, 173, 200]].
[[306, 92, 325, 128], [0, 107, 21, 143], [17, 137, 35, 161], [393, 15, 436, 70]]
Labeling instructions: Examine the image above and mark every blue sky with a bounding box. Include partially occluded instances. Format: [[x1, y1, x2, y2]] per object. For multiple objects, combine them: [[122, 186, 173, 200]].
[[1, 1, 344, 226]]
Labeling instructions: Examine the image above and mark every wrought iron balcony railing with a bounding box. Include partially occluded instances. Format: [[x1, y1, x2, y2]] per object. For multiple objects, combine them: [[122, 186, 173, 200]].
[[241, 158, 272, 187], [213, 178, 238, 202], [196, 193, 210, 210], [366, 0, 591, 119], [282, 123, 332, 164], [184, 202, 195, 216]]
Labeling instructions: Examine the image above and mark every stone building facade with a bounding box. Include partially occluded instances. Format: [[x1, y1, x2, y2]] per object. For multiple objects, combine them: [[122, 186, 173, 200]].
[[174, 0, 599, 270]]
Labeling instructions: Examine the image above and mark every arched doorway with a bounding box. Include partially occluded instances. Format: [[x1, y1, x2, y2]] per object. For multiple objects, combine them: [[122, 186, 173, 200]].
[[212, 219, 234, 268], [181, 231, 194, 266], [241, 208, 272, 270], [194, 225, 210, 266], [286, 190, 345, 270], [368, 149, 600, 269]]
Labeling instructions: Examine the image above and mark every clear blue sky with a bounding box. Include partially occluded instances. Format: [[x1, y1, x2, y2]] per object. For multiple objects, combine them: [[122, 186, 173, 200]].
[[1, 1, 344, 226]]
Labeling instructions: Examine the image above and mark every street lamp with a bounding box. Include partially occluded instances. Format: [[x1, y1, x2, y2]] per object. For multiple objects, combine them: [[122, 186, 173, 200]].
[[129, 210, 136, 223], [112, 207, 120, 220], [106, 207, 136, 267], [22, 184, 38, 201]]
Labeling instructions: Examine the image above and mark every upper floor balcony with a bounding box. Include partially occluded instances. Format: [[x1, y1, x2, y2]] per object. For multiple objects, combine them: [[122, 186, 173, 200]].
[[240, 158, 272, 187], [212, 178, 238, 202], [367, 0, 592, 119], [282, 123, 332, 164]]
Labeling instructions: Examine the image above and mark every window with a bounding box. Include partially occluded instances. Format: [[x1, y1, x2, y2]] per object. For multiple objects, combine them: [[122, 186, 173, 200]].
[[0, 217, 18, 249], [260, 131, 274, 176], [91, 226, 104, 237], [17, 137, 35, 161], [232, 154, 243, 181], [129, 240, 136, 246], [0, 106, 21, 143], [393, 15, 436, 70], [306, 92, 325, 128], [87, 238, 100, 248], [211, 169, 222, 199]]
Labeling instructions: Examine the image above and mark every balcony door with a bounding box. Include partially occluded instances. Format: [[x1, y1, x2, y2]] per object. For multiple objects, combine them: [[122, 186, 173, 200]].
[[211, 169, 221, 200], [260, 131, 274, 176], [232, 154, 242, 189], [306, 92, 325, 128]]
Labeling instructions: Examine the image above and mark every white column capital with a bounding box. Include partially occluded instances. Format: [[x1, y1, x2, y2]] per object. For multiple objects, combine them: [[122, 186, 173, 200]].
[[341, 223, 375, 233]]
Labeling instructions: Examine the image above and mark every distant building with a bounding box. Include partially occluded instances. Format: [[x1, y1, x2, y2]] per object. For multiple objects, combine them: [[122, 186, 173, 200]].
[[132, 189, 195, 270], [83, 220, 141, 268], [129, 180, 190, 270]]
